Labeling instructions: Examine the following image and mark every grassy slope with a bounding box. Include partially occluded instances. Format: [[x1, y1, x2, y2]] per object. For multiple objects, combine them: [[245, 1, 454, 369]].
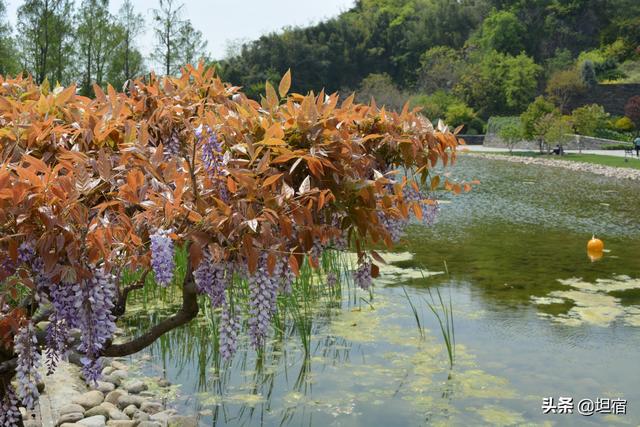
[[488, 151, 640, 170]]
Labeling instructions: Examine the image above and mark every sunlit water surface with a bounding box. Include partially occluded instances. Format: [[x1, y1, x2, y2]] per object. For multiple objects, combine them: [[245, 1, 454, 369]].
[[121, 155, 640, 426]]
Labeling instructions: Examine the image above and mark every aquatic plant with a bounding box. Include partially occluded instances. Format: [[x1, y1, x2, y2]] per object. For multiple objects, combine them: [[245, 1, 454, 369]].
[[426, 287, 456, 370], [403, 286, 425, 340]]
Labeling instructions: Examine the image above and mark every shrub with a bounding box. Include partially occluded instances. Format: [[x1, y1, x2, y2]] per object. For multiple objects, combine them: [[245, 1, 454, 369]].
[[613, 116, 635, 132], [571, 104, 609, 136], [445, 102, 481, 133], [486, 116, 521, 135], [409, 90, 461, 121], [602, 143, 634, 150]]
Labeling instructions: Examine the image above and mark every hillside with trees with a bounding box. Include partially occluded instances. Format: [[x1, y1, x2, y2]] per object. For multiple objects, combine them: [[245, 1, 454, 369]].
[[1, 0, 640, 135]]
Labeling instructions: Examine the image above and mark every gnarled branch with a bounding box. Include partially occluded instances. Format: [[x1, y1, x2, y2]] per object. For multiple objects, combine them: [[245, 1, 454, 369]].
[[103, 257, 198, 357]]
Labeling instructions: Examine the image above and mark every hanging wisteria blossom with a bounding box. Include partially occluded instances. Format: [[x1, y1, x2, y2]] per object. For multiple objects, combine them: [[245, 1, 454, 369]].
[[150, 229, 175, 287], [76, 268, 117, 384], [15, 322, 42, 410], [247, 255, 279, 349], [353, 258, 373, 290], [196, 125, 229, 202], [194, 254, 228, 308], [219, 302, 240, 360], [0, 385, 20, 427]]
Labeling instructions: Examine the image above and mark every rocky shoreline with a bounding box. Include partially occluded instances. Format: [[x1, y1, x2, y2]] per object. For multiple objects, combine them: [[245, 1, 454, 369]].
[[23, 356, 195, 427], [465, 152, 640, 181]]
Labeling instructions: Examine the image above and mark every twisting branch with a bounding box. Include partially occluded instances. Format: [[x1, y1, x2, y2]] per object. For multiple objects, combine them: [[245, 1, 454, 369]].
[[113, 269, 151, 316], [102, 254, 198, 357]]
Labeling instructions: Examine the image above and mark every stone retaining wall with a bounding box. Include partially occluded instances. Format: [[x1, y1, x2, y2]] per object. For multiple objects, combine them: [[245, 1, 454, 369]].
[[565, 83, 640, 116]]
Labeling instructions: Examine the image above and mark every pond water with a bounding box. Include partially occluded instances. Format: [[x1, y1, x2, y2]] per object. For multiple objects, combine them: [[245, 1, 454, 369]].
[[121, 155, 640, 426]]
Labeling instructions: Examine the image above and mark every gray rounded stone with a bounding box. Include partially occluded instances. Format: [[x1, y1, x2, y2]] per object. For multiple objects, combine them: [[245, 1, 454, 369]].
[[108, 408, 130, 421], [125, 380, 148, 394], [105, 390, 127, 405], [149, 410, 176, 424], [78, 415, 107, 427], [60, 424, 84, 427], [123, 405, 138, 417], [57, 413, 84, 426], [140, 401, 163, 415], [132, 410, 150, 422], [106, 421, 137, 427], [117, 394, 145, 410], [73, 391, 105, 410], [84, 405, 110, 418], [111, 361, 128, 371], [99, 402, 118, 413], [96, 381, 116, 394], [137, 422, 162, 427], [168, 416, 197, 427], [59, 404, 86, 416], [101, 367, 116, 376]]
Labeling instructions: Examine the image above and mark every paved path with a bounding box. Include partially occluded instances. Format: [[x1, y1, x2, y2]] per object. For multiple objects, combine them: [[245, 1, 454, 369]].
[[457, 144, 640, 160]]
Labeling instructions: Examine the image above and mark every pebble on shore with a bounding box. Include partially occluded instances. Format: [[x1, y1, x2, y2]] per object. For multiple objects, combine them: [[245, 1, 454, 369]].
[[466, 152, 640, 181], [30, 356, 197, 427]]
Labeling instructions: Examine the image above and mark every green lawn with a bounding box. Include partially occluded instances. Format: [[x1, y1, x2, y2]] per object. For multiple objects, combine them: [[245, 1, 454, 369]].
[[488, 151, 640, 170]]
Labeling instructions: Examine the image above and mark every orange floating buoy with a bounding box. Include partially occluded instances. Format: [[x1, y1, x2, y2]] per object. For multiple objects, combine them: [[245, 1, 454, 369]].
[[587, 248, 603, 262], [587, 235, 604, 253]]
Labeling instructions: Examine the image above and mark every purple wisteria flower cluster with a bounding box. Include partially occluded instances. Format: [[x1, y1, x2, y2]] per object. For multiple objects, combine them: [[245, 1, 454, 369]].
[[0, 385, 20, 426], [194, 254, 229, 308], [402, 185, 440, 226], [353, 257, 372, 290], [219, 302, 240, 360], [247, 255, 280, 349], [376, 177, 440, 242], [76, 268, 117, 384], [165, 130, 181, 158], [150, 228, 175, 287], [15, 322, 42, 410], [196, 125, 229, 202]]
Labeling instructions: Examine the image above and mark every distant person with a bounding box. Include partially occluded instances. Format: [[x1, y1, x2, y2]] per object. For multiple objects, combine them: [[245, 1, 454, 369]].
[[552, 144, 564, 155], [634, 136, 640, 157]]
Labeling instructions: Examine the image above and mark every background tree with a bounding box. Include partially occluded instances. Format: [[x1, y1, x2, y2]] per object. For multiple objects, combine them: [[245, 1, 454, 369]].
[[17, 0, 75, 84], [542, 114, 573, 152], [76, 0, 118, 95], [580, 60, 598, 87], [545, 68, 586, 111], [152, 0, 184, 75], [356, 73, 407, 111], [417, 46, 463, 92], [473, 9, 526, 55], [0, 0, 20, 76], [520, 96, 558, 152], [498, 120, 523, 153], [503, 53, 542, 111], [107, 0, 145, 90], [571, 104, 609, 136], [178, 21, 209, 66]]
